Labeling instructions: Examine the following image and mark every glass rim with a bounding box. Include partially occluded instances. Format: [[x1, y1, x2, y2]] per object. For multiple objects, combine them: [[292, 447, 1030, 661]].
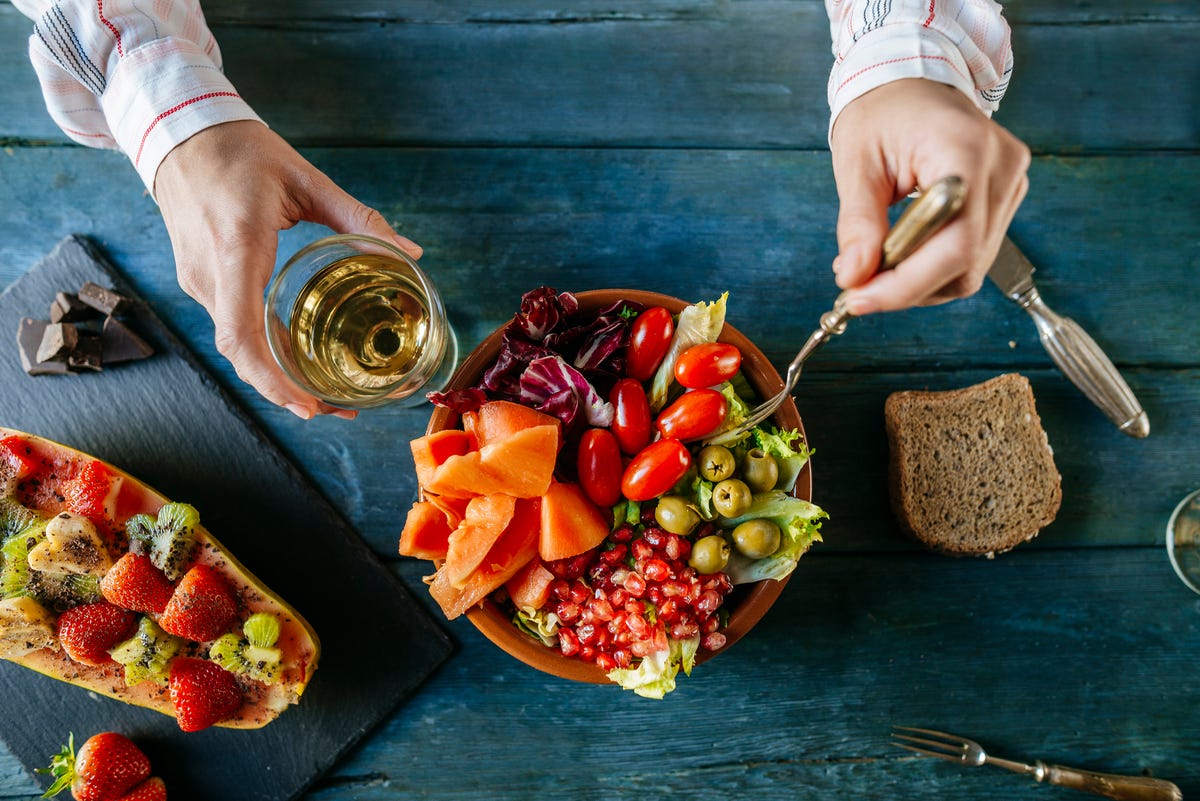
[[1166, 487, 1200, 595], [264, 233, 450, 408]]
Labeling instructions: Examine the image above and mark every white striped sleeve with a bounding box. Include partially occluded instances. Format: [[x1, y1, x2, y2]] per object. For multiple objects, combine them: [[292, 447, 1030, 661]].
[[825, 0, 1014, 131], [12, 0, 262, 193]]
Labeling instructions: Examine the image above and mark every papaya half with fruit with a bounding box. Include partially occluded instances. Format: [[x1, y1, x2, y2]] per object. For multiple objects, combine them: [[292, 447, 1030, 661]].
[[0, 428, 319, 731]]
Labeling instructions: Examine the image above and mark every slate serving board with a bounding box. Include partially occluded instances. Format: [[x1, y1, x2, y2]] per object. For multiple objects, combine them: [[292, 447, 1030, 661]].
[[0, 236, 453, 800]]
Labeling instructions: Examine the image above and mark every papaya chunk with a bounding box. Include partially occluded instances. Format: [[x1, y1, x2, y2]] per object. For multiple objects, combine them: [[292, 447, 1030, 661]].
[[470, 401, 561, 449], [398, 502, 454, 560], [539, 481, 609, 562], [411, 429, 475, 489], [426, 494, 470, 529], [443, 494, 519, 588], [430, 497, 541, 620], [476, 425, 559, 498], [505, 558, 555, 611]]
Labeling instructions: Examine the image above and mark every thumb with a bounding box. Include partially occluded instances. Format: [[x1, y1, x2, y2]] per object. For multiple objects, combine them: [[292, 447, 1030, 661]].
[[831, 160, 892, 290], [305, 174, 423, 260]]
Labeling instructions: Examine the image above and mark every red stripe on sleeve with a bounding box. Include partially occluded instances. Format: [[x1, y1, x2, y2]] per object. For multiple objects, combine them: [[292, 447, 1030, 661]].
[[133, 91, 241, 166], [96, 0, 124, 57]]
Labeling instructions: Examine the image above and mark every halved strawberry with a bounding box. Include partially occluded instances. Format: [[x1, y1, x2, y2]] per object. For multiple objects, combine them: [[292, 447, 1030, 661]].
[[62, 460, 123, 530], [0, 435, 40, 480], [159, 564, 237, 642], [56, 602, 138, 666], [41, 731, 150, 801], [114, 777, 167, 801], [100, 554, 176, 614], [168, 657, 242, 732]]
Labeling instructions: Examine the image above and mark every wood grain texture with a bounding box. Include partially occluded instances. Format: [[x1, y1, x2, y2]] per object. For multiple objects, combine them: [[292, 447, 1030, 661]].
[[1, 3, 1198, 151]]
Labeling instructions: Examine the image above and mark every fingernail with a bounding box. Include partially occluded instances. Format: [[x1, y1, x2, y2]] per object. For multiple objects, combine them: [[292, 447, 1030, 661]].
[[832, 256, 843, 275], [285, 403, 314, 420], [331, 409, 357, 420], [846, 296, 876, 316]]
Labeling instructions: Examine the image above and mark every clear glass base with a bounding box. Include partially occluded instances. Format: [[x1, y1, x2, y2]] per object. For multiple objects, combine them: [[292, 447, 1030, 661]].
[[1166, 488, 1200, 595]]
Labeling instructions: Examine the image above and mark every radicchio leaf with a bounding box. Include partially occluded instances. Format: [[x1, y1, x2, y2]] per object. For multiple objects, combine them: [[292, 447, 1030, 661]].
[[426, 387, 488, 413], [512, 287, 579, 341], [573, 317, 629, 371], [519, 355, 614, 428]]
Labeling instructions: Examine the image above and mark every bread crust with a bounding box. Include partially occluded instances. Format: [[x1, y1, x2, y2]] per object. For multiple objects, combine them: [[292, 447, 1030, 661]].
[[884, 373, 1062, 557]]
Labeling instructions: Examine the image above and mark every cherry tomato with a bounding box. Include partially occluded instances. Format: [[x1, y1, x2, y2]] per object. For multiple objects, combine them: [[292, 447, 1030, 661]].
[[621, 439, 692, 502], [656, 388, 729, 441], [576, 428, 623, 507], [625, 307, 675, 381], [673, 342, 742, 389], [610, 378, 652, 455]]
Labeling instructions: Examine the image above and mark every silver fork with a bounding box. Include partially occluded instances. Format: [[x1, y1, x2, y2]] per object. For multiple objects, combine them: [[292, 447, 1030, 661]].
[[704, 176, 966, 446], [892, 726, 1182, 801]]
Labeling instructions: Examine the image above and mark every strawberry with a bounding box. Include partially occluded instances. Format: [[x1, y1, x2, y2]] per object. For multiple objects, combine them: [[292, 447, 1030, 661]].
[[56, 602, 137, 666], [40, 732, 150, 801], [168, 656, 242, 732], [100, 554, 175, 614], [0, 435, 40, 479], [159, 564, 237, 642], [62, 460, 122, 530], [113, 777, 166, 801]]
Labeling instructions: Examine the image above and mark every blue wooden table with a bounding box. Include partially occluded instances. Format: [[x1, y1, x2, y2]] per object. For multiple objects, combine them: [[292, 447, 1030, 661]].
[[2, 2, 1198, 799]]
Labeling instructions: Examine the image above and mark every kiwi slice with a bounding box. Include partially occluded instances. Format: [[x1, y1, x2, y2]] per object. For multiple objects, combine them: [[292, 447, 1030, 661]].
[[1, 516, 47, 599], [210, 613, 283, 685], [126, 502, 199, 581], [109, 617, 183, 686]]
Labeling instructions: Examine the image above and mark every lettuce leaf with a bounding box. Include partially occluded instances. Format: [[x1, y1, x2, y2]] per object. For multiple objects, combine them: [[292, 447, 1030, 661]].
[[750, 426, 812, 493], [719, 490, 827, 584], [648, 293, 728, 412], [606, 635, 700, 699], [703, 381, 755, 446], [513, 606, 561, 648]]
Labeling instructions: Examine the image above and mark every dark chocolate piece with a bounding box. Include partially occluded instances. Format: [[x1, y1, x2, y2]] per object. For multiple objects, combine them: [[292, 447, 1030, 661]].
[[77, 281, 130, 315], [101, 316, 154, 364], [35, 322, 78, 363], [16, 318, 70, 376], [49, 292, 95, 323], [67, 334, 104, 372]]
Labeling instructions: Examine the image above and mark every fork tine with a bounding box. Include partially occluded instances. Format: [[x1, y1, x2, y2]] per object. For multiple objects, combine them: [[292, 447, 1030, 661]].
[[891, 727, 970, 763], [891, 740, 966, 763]]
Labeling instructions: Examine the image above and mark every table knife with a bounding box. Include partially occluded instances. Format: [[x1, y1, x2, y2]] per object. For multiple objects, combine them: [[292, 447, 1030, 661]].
[[988, 238, 1149, 438]]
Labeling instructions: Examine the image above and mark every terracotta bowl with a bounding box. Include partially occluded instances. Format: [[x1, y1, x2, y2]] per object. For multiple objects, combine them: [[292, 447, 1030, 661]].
[[425, 289, 812, 683]]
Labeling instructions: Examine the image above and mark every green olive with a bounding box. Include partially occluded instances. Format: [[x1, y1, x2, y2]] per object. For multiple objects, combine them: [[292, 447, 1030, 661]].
[[698, 445, 736, 483], [741, 448, 780, 493], [689, 535, 731, 574], [654, 495, 700, 535], [712, 479, 752, 518], [732, 519, 782, 559]]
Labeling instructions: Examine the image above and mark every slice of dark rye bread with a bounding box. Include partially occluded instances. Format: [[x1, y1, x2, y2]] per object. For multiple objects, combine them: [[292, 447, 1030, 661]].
[[885, 373, 1062, 557]]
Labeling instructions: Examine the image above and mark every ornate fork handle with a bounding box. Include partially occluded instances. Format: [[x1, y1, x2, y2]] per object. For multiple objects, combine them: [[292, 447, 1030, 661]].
[[1035, 760, 1182, 801]]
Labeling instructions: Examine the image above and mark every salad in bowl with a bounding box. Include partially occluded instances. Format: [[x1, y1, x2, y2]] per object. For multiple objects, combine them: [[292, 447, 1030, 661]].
[[399, 287, 826, 697]]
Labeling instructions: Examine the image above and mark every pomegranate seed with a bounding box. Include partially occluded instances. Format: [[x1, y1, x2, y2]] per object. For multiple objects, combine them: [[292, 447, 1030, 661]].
[[697, 589, 722, 614], [662, 579, 687, 597], [626, 614, 648, 636], [555, 601, 581, 624], [609, 588, 629, 607], [670, 621, 699, 640], [595, 652, 617, 671], [577, 623, 598, 644], [590, 597, 615, 622], [679, 566, 697, 581], [663, 535, 683, 560], [551, 579, 572, 601], [652, 629, 669, 652], [632, 540, 654, 561], [559, 628, 580, 656], [675, 537, 692, 559], [658, 598, 680, 622], [612, 648, 633, 668], [643, 529, 665, 548], [600, 543, 628, 564], [646, 586, 664, 605], [701, 614, 720, 634], [569, 582, 590, 605], [611, 524, 635, 543], [702, 632, 727, 651], [587, 563, 612, 585], [643, 558, 670, 582], [631, 638, 657, 657], [622, 572, 647, 597], [580, 645, 596, 662]]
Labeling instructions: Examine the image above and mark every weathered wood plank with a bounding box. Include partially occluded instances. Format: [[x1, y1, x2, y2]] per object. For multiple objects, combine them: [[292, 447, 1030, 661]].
[[8, 547, 1194, 801], [322, 554, 1200, 800], [2, 147, 1195, 555], [2, 4, 1198, 151]]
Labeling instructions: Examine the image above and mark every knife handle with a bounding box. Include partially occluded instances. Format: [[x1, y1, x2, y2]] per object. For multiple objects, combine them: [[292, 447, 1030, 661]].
[[1021, 291, 1150, 438]]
